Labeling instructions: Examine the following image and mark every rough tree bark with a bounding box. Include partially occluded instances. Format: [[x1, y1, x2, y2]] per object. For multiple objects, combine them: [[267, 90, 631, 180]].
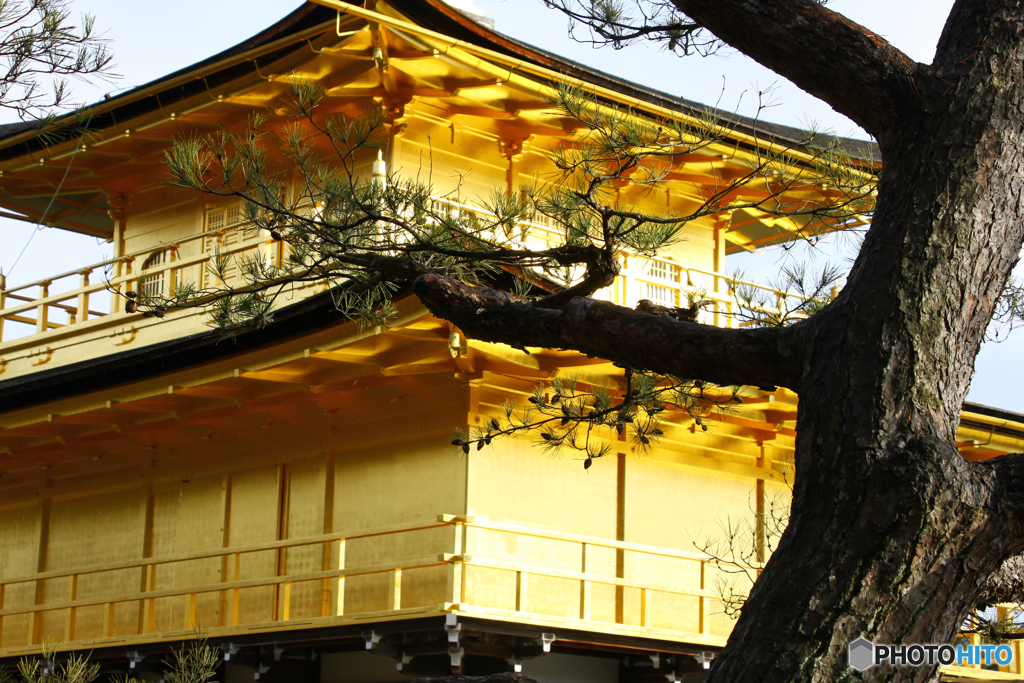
[[412, 0, 1024, 681]]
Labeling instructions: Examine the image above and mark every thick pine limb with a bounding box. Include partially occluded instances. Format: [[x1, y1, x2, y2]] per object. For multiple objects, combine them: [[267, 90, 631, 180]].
[[977, 555, 1024, 608], [413, 274, 802, 390], [670, 0, 919, 141], [970, 453, 1024, 607]]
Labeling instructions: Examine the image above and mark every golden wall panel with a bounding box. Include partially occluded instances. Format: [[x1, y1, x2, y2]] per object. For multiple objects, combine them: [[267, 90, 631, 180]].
[[333, 441, 466, 531], [467, 439, 617, 538], [587, 582, 618, 624], [625, 455, 755, 552], [45, 489, 146, 640], [229, 467, 281, 625], [625, 553, 702, 593], [125, 194, 201, 246], [0, 503, 42, 647], [463, 566, 516, 611], [283, 457, 329, 620], [645, 592, 701, 632], [523, 574, 580, 619], [342, 573, 388, 615], [395, 565, 447, 609], [150, 477, 228, 632]]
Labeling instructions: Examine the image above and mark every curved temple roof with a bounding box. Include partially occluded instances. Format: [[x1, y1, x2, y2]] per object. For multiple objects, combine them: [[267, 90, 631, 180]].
[[0, 0, 876, 244]]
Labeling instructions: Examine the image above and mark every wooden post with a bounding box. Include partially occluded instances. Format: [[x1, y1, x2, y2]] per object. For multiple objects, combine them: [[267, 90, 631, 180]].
[[31, 499, 51, 646], [321, 453, 337, 617], [167, 247, 178, 297], [579, 543, 591, 620], [102, 602, 115, 638], [188, 593, 197, 629], [336, 538, 347, 616], [65, 574, 78, 641], [446, 557, 463, 606], [272, 463, 290, 623], [639, 587, 648, 627], [231, 552, 241, 626], [142, 564, 156, 634], [699, 561, 707, 635], [280, 581, 292, 621], [75, 269, 92, 324], [713, 215, 728, 327], [515, 571, 528, 612], [756, 442, 770, 568], [387, 569, 402, 611], [35, 281, 50, 334], [0, 582, 5, 648]]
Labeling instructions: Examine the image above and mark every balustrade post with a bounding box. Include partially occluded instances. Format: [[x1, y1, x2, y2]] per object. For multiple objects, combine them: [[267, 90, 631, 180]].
[[279, 581, 292, 621], [446, 558, 465, 606], [515, 571, 528, 612], [639, 587, 648, 627], [231, 552, 241, 626], [698, 561, 707, 635], [579, 543, 591, 620], [167, 246, 179, 297], [333, 538, 346, 617], [140, 563, 156, 634], [102, 601, 115, 638], [0, 582, 5, 648], [75, 270, 92, 324], [35, 281, 50, 334], [65, 574, 78, 641], [387, 569, 402, 611]]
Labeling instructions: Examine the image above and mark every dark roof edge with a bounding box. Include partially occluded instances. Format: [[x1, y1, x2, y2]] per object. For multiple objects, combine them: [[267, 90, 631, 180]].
[[962, 401, 1024, 428], [0, 3, 335, 156], [0, 286, 363, 414]]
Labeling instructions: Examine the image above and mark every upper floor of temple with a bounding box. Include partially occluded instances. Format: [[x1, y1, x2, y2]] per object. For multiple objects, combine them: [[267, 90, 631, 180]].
[[0, 0, 873, 383]]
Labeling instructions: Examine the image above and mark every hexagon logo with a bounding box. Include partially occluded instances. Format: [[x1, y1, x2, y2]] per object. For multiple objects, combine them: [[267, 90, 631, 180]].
[[848, 637, 875, 672]]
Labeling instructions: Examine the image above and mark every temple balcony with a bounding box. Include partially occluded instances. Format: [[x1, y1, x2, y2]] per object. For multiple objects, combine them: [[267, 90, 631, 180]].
[[0, 514, 740, 656], [0, 195, 818, 383]]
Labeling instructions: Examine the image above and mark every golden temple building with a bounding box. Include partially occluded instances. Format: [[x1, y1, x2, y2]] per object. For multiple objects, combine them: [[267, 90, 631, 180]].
[[0, 2, 1021, 681]]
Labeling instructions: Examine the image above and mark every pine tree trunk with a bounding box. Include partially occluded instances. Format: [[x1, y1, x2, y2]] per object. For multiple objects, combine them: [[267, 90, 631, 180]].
[[702, 1, 1024, 680], [414, 1, 1024, 681]]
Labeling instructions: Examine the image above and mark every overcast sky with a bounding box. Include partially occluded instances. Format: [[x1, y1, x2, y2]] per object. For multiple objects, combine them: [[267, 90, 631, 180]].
[[6, 0, 1019, 412]]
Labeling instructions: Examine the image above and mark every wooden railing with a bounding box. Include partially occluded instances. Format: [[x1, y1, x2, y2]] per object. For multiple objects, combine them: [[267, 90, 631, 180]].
[[0, 516, 1012, 674], [0, 220, 274, 344], [0, 197, 818, 345], [0, 515, 745, 655], [457, 518, 733, 638]]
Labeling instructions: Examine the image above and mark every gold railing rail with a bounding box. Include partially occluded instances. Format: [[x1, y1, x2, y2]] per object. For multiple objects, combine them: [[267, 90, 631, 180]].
[[0, 219, 269, 344], [0, 514, 744, 654], [0, 195, 819, 345]]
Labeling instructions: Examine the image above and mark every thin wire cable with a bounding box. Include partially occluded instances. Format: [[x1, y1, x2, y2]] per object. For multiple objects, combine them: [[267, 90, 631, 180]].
[[6, 110, 97, 277]]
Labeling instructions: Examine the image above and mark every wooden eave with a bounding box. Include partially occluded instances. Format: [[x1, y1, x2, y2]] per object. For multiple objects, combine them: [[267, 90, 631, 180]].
[[0, 0, 874, 247]]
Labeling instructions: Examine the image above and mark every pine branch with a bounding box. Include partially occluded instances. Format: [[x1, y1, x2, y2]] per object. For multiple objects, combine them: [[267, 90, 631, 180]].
[[413, 273, 804, 390]]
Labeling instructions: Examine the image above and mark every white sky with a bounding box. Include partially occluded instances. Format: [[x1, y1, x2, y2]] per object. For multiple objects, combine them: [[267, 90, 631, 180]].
[[5, 0, 1019, 413]]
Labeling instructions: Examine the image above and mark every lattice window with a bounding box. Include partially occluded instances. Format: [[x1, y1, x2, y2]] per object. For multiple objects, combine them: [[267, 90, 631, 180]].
[[140, 250, 168, 299], [643, 259, 677, 306], [645, 260, 673, 281], [204, 204, 255, 254]]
